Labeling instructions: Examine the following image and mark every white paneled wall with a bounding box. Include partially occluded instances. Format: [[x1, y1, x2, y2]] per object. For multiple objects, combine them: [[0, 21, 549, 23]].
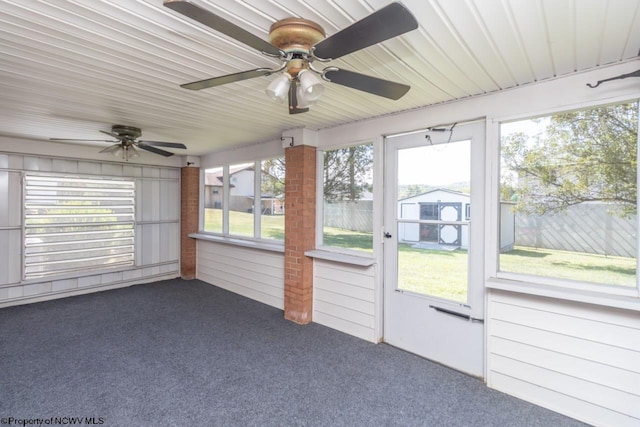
[[487, 290, 640, 427], [313, 260, 377, 342], [197, 241, 285, 309], [0, 153, 180, 307]]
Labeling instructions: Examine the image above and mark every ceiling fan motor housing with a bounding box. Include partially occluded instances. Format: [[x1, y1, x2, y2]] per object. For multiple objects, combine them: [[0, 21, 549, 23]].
[[268, 18, 325, 77], [112, 125, 142, 141]]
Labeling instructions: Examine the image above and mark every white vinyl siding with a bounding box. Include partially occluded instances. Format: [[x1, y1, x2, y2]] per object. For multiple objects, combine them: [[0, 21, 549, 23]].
[[196, 240, 285, 309], [24, 175, 135, 279], [313, 260, 376, 342], [487, 290, 640, 426]]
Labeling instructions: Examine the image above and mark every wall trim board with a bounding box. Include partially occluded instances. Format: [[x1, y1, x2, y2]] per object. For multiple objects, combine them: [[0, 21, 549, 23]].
[[0, 271, 179, 308]]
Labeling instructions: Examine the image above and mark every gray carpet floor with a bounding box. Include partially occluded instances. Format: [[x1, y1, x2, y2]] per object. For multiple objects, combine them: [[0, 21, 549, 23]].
[[0, 278, 588, 426]]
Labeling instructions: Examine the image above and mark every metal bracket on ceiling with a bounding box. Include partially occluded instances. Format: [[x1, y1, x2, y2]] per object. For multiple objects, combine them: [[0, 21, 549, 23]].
[[586, 69, 640, 88], [281, 136, 294, 147]]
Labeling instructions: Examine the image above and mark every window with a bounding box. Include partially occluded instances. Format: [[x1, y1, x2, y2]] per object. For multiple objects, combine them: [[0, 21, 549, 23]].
[[202, 157, 285, 241], [24, 175, 135, 280], [203, 166, 223, 233], [228, 162, 255, 238], [319, 143, 374, 253], [499, 101, 638, 289], [261, 158, 285, 240]]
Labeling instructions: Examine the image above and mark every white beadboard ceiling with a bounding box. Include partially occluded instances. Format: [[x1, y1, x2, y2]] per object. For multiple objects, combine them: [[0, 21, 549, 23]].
[[1, 0, 639, 156]]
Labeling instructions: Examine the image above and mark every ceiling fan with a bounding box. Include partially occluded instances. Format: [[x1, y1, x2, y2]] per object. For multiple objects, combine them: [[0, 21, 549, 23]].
[[164, 0, 419, 114], [50, 125, 187, 161]]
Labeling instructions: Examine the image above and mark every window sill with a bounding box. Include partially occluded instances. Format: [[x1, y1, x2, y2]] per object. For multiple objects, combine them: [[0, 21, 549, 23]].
[[486, 277, 640, 312], [305, 249, 376, 267], [189, 233, 285, 254]]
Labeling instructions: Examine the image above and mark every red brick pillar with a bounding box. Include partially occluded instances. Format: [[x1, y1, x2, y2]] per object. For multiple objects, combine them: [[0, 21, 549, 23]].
[[181, 166, 199, 279], [284, 145, 316, 324]]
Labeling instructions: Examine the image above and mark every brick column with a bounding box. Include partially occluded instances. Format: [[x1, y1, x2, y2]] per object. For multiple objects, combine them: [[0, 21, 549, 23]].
[[181, 166, 200, 279], [284, 144, 316, 324]]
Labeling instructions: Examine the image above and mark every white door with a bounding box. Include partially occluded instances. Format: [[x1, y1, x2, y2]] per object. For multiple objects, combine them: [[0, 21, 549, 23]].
[[383, 121, 486, 377]]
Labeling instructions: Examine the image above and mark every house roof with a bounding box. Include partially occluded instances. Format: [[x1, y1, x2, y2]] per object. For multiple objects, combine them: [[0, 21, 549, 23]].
[[204, 164, 254, 186], [399, 188, 469, 202]]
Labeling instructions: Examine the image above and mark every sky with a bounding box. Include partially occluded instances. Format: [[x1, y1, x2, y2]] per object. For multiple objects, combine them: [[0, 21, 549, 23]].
[[500, 117, 550, 139], [397, 139, 471, 186]]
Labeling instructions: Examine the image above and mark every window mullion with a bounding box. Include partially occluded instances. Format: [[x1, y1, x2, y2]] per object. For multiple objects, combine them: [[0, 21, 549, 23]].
[[636, 101, 640, 295], [223, 165, 229, 235], [254, 160, 261, 238]]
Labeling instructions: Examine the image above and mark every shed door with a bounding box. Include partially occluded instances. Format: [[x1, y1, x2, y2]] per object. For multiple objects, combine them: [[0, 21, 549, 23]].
[[383, 121, 486, 377]]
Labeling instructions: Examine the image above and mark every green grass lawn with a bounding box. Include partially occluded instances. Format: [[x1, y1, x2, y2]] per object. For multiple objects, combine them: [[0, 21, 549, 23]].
[[324, 232, 637, 299], [204, 209, 284, 240], [204, 210, 636, 296], [323, 227, 373, 252], [397, 244, 469, 302], [500, 246, 636, 287]]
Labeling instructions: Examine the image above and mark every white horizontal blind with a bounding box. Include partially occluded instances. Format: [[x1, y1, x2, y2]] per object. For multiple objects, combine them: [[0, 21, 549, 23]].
[[24, 175, 135, 279]]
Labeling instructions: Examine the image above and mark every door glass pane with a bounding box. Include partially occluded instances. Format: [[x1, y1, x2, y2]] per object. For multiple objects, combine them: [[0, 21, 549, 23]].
[[396, 140, 471, 303]]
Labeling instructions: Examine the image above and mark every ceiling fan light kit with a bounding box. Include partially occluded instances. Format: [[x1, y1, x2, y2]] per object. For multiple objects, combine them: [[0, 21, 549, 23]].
[[297, 69, 324, 102], [265, 72, 292, 103], [163, 0, 419, 114], [110, 145, 140, 162], [295, 82, 315, 109]]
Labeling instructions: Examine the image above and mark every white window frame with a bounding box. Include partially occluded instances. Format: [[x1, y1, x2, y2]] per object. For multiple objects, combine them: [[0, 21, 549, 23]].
[[200, 157, 285, 244], [488, 98, 640, 300], [315, 139, 379, 257]]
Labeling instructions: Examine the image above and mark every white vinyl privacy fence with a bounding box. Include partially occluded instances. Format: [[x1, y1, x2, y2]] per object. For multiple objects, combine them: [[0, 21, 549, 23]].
[[514, 203, 636, 258], [324, 200, 373, 232]]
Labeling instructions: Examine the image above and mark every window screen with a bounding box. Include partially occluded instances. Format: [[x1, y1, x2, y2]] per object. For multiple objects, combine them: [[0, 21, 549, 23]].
[[498, 101, 638, 288], [24, 175, 135, 279], [321, 143, 374, 252]]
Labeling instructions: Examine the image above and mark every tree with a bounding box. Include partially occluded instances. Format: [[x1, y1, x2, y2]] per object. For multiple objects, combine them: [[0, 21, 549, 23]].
[[323, 144, 374, 202], [260, 144, 374, 203], [261, 157, 285, 197], [501, 102, 638, 216]]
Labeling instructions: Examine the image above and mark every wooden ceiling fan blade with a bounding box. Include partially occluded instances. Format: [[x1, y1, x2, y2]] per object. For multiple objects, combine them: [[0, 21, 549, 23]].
[[312, 2, 418, 60], [138, 141, 187, 149], [181, 68, 272, 90], [164, 0, 283, 57], [137, 143, 174, 157], [323, 68, 410, 100]]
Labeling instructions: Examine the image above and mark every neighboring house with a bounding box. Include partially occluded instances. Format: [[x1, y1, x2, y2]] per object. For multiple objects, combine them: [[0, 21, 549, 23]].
[[398, 189, 515, 251], [204, 164, 284, 214]]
